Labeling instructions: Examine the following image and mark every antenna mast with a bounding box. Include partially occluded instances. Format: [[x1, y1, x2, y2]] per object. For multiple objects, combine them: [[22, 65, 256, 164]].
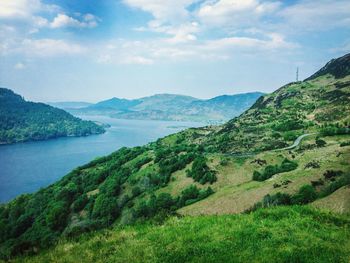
[[296, 67, 299, 82]]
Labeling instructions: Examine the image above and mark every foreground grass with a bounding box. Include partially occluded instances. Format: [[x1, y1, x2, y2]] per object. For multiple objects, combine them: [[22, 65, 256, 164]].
[[13, 206, 350, 263]]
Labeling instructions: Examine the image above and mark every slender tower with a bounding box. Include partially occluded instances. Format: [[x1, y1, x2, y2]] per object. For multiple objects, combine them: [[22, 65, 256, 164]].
[[296, 67, 299, 82]]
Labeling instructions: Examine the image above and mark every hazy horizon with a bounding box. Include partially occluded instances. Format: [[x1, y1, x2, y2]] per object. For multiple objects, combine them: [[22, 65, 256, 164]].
[[1, 0, 350, 102]]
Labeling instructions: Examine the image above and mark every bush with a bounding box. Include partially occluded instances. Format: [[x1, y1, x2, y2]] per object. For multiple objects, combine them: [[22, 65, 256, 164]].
[[252, 159, 298, 181], [319, 173, 350, 198], [340, 141, 350, 147], [45, 201, 70, 231], [315, 138, 326, 147], [187, 156, 217, 184], [178, 185, 214, 207], [72, 194, 88, 212], [291, 185, 317, 204], [92, 195, 119, 225]]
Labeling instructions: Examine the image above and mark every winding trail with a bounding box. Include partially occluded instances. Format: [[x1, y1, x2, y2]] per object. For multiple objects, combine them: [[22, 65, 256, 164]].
[[276, 133, 315, 151], [225, 133, 316, 158]]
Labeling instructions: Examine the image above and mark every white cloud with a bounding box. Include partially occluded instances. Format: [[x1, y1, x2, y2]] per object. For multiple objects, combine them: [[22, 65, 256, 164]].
[[20, 38, 86, 57], [14, 62, 26, 69], [278, 0, 350, 31], [0, 0, 58, 19], [0, 0, 42, 18], [95, 31, 297, 66], [123, 0, 195, 23], [50, 13, 99, 29], [122, 56, 154, 65], [197, 0, 281, 27]]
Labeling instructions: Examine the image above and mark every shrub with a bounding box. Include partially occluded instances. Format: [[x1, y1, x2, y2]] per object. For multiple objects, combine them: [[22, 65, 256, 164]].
[[340, 141, 350, 147], [187, 156, 217, 184], [72, 194, 88, 212], [315, 138, 326, 147], [252, 159, 298, 181], [291, 185, 317, 204]]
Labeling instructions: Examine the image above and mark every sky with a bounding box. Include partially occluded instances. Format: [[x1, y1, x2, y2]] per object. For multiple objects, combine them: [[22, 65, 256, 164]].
[[0, 0, 350, 102]]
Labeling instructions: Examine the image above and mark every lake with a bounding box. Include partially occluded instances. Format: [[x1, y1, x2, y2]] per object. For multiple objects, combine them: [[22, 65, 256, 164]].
[[0, 116, 203, 203]]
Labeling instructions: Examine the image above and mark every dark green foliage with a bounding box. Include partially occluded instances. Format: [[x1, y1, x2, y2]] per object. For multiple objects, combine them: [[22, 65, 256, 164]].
[[253, 173, 350, 211], [252, 158, 298, 181], [186, 156, 217, 184], [157, 150, 196, 186], [0, 88, 104, 144], [315, 138, 326, 147], [340, 141, 350, 147], [320, 125, 350, 136], [72, 194, 88, 212], [45, 201, 70, 231], [92, 195, 119, 225], [291, 185, 318, 204], [272, 118, 304, 132], [134, 193, 176, 219], [318, 173, 350, 198], [134, 186, 214, 219], [178, 185, 214, 207]]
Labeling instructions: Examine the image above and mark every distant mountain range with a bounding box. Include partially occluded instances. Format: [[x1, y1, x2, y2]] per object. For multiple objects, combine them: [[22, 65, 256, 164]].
[[0, 88, 105, 144], [47, 101, 93, 109], [56, 92, 265, 123]]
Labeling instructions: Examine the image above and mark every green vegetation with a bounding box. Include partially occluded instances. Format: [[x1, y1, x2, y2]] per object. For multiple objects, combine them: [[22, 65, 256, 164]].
[[252, 158, 298, 181], [340, 141, 350, 147], [0, 88, 104, 144], [12, 206, 350, 263], [252, 172, 350, 210], [186, 155, 217, 184], [1, 54, 350, 261]]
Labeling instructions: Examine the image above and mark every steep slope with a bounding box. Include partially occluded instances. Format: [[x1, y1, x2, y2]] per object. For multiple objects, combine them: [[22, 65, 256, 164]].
[[1, 54, 350, 259], [0, 88, 105, 144], [13, 206, 350, 263]]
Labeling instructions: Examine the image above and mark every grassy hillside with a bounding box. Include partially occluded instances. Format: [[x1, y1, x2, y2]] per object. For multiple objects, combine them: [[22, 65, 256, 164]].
[[12, 206, 350, 263], [0, 88, 105, 144], [0, 54, 349, 260]]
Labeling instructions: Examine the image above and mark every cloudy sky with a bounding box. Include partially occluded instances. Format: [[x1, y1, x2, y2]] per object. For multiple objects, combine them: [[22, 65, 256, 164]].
[[0, 0, 349, 102]]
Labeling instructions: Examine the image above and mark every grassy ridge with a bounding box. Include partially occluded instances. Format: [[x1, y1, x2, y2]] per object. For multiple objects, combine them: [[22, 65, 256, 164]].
[[12, 206, 350, 263]]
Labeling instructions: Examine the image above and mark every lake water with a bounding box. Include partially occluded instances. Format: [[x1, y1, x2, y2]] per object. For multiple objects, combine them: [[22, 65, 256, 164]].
[[0, 116, 203, 203]]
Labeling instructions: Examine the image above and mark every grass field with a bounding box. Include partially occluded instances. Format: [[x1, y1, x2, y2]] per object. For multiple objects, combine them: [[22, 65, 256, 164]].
[[11, 206, 350, 263]]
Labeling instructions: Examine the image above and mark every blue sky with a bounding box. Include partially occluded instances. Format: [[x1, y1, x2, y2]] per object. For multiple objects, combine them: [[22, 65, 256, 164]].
[[0, 0, 349, 102]]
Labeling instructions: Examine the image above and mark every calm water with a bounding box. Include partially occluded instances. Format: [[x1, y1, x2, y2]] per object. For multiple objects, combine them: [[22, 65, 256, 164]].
[[0, 116, 203, 203]]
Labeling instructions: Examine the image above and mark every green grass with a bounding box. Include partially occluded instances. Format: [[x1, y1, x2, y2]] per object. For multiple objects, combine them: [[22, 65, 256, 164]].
[[12, 206, 350, 263]]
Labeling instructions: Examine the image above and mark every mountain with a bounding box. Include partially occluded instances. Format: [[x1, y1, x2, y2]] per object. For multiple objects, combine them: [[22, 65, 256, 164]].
[[1, 54, 350, 261], [71, 92, 264, 123], [0, 88, 105, 144], [89, 97, 142, 111], [47, 102, 93, 109]]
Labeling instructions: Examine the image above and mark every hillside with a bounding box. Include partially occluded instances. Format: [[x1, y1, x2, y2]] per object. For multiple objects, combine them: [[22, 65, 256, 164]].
[[0, 89, 105, 144], [12, 206, 350, 263], [0, 54, 350, 260], [69, 92, 264, 123]]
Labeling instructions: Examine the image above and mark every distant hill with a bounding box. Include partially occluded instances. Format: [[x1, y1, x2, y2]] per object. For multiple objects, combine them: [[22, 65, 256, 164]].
[[0, 88, 105, 144], [47, 101, 92, 109], [70, 92, 264, 123]]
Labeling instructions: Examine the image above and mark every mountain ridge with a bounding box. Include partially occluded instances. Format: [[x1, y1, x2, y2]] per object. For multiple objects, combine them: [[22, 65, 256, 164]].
[[67, 92, 265, 123]]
